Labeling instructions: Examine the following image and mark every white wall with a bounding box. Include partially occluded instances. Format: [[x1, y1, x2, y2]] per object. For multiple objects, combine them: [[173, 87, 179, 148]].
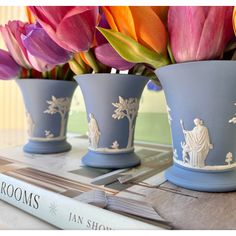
[[0, 6, 27, 130]]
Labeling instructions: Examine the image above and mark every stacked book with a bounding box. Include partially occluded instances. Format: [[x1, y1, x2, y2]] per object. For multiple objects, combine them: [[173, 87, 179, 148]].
[[0, 136, 173, 230]]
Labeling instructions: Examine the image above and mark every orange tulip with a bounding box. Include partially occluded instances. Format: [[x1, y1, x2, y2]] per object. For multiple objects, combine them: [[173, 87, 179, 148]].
[[233, 7, 236, 35], [102, 6, 168, 56], [25, 7, 35, 23], [151, 6, 169, 24]]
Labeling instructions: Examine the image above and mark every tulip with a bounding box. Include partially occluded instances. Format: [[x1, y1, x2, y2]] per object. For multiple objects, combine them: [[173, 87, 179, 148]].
[[25, 6, 35, 23], [94, 43, 134, 70], [21, 23, 71, 66], [0, 20, 70, 72], [102, 6, 168, 55], [94, 13, 134, 70], [233, 7, 236, 35], [168, 6, 234, 62], [98, 7, 169, 69], [0, 49, 20, 80], [28, 6, 99, 52], [0, 21, 31, 68]]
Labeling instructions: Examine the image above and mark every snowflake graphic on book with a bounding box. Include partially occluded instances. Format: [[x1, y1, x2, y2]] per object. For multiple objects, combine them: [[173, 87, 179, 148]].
[[49, 202, 58, 215]]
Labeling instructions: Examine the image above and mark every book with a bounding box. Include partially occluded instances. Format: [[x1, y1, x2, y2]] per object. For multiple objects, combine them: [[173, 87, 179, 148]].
[[0, 136, 173, 230]]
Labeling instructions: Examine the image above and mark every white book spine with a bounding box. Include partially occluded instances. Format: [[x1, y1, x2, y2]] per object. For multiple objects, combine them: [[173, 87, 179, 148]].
[[0, 173, 163, 230]]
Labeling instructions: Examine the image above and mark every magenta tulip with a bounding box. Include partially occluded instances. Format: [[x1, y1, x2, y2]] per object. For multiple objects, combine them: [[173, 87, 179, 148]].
[[95, 43, 134, 70], [168, 6, 234, 62], [0, 49, 20, 80], [0, 21, 70, 72], [21, 23, 71, 65], [29, 6, 99, 52]]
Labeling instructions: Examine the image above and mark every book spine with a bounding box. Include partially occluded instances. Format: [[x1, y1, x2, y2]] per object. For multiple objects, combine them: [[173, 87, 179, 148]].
[[0, 173, 162, 230]]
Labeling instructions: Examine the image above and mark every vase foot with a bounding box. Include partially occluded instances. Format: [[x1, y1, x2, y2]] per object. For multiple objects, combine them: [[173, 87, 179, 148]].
[[166, 164, 236, 192], [23, 139, 71, 154], [82, 150, 141, 169]]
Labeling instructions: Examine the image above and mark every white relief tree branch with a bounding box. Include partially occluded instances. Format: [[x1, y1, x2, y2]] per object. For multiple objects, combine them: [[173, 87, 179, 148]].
[[44, 96, 71, 137], [112, 96, 139, 148]]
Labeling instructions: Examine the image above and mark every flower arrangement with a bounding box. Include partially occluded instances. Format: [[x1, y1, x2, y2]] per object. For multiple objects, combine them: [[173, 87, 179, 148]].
[[0, 6, 235, 83], [0, 17, 74, 80]]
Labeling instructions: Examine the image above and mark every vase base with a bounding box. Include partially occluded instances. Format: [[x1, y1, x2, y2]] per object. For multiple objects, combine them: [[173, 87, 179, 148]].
[[23, 139, 71, 154], [81, 150, 140, 169], [166, 164, 236, 192]]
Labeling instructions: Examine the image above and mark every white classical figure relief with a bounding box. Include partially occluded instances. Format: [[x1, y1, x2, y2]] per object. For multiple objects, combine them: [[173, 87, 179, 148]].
[[26, 111, 35, 137], [166, 105, 172, 125], [180, 118, 213, 168], [111, 141, 119, 149], [112, 96, 139, 148], [229, 103, 236, 124], [225, 152, 233, 166], [45, 130, 54, 139], [44, 96, 71, 138], [88, 113, 101, 149]]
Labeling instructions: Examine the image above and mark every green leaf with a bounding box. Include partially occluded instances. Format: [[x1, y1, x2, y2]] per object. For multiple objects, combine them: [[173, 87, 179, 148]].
[[97, 27, 169, 69]]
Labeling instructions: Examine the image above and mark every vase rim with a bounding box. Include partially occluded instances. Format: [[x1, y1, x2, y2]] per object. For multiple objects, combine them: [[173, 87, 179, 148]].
[[155, 60, 236, 73], [15, 78, 77, 83], [74, 73, 149, 81]]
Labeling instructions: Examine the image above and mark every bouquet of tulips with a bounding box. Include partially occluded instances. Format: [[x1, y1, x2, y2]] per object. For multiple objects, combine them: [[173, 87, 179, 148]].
[[0, 6, 236, 85]]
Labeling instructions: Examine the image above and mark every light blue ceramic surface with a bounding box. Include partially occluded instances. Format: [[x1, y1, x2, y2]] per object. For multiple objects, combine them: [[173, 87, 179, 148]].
[[16, 79, 77, 154], [156, 61, 236, 192], [75, 73, 149, 169]]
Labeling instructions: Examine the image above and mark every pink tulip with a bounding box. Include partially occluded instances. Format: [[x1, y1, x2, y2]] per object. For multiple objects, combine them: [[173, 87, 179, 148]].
[[29, 6, 99, 52], [0, 49, 20, 80], [168, 6, 234, 62], [0, 20, 70, 72], [0, 21, 31, 68]]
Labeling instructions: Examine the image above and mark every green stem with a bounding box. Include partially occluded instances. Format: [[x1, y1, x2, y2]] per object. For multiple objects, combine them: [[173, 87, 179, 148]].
[[27, 69, 32, 78], [74, 54, 89, 72], [42, 71, 48, 79], [55, 66, 60, 79], [47, 70, 52, 79], [64, 67, 73, 81], [83, 50, 100, 73], [167, 42, 176, 64], [69, 58, 85, 75]]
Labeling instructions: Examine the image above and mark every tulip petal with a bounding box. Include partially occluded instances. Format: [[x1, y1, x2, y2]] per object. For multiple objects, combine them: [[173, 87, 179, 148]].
[[94, 43, 134, 70], [96, 13, 110, 45], [196, 7, 234, 60], [29, 6, 74, 30], [26, 51, 55, 72], [0, 21, 31, 68], [151, 6, 169, 24], [102, 6, 137, 41], [56, 8, 98, 52], [29, 7, 73, 51], [97, 27, 169, 68], [233, 7, 236, 35], [130, 6, 167, 55], [168, 6, 234, 62], [168, 7, 206, 62], [21, 24, 71, 65], [29, 6, 99, 52], [0, 49, 20, 80]]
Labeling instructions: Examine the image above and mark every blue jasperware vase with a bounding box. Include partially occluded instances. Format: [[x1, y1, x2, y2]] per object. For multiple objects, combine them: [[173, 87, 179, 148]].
[[156, 61, 236, 192], [16, 79, 77, 154], [75, 74, 149, 169]]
